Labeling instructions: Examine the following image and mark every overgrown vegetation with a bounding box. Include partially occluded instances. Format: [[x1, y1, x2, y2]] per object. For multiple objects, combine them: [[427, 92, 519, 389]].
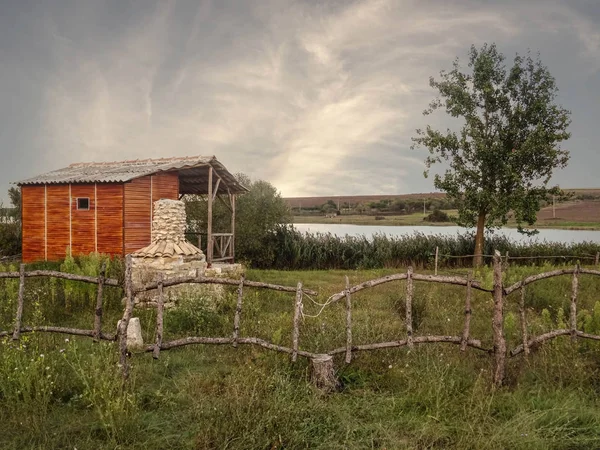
[[0, 187, 21, 258], [2, 256, 600, 448], [266, 225, 600, 270]]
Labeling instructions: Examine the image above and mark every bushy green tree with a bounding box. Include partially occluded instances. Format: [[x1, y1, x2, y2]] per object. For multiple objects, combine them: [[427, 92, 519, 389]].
[[0, 187, 21, 257], [412, 43, 571, 266], [423, 208, 452, 223], [234, 174, 291, 266], [7, 187, 20, 220], [321, 200, 338, 214]]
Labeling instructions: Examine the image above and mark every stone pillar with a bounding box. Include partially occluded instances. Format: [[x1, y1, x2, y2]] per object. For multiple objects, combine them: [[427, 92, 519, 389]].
[[131, 199, 207, 307]]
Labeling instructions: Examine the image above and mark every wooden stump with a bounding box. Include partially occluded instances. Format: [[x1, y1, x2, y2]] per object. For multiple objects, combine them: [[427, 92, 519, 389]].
[[310, 354, 340, 393]]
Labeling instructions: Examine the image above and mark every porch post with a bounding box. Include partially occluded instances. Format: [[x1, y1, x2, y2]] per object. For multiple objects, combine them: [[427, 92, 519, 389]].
[[207, 167, 213, 265], [231, 193, 236, 262]]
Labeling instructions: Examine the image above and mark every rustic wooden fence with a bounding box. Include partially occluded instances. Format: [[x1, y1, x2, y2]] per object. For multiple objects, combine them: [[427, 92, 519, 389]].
[[431, 247, 600, 274], [0, 256, 319, 382], [2, 252, 600, 391], [0, 261, 120, 342]]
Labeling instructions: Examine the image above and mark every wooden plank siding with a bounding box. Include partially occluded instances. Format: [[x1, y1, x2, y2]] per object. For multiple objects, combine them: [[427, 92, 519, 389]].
[[97, 184, 124, 256], [124, 177, 152, 254], [124, 173, 179, 254], [151, 172, 179, 205], [46, 185, 70, 260], [70, 185, 96, 256], [21, 172, 180, 261], [22, 186, 46, 262]]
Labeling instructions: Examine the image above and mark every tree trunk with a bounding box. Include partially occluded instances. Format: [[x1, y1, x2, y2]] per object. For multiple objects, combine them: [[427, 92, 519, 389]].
[[473, 212, 486, 267]]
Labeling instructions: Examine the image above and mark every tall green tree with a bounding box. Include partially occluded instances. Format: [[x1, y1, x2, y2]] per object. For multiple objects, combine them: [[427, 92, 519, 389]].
[[412, 43, 571, 266]]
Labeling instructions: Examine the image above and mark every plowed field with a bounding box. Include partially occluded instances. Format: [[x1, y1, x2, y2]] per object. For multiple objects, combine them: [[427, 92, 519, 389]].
[[538, 200, 600, 222]]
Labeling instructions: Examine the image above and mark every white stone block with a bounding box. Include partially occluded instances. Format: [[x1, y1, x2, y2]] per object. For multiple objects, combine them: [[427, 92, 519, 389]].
[[117, 317, 144, 351]]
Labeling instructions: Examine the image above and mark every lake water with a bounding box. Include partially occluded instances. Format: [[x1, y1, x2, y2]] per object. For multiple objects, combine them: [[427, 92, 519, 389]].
[[293, 224, 600, 244]]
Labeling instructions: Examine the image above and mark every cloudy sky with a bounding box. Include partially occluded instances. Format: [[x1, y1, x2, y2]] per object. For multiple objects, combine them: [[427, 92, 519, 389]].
[[0, 0, 598, 202]]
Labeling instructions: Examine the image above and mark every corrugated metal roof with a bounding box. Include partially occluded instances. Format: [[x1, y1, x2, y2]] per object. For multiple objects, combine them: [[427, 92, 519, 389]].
[[16, 155, 248, 194], [17, 156, 212, 185]]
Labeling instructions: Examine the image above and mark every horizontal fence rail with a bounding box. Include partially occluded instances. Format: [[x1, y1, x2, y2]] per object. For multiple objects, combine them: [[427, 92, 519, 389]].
[[0, 326, 116, 341], [505, 268, 600, 295], [138, 275, 318, 296], [2, 251, 600, 390], [431, 248, 600, 276], [0, 269, 120, 286]]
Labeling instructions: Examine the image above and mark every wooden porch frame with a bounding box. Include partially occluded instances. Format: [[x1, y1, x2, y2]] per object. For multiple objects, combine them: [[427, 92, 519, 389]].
[[205, 167, 236, 265]]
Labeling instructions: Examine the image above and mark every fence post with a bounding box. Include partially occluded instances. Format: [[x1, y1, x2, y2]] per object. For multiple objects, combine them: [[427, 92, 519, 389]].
[[291, 282, 303, 362], [118, 255, 135, 379], [595, 252, 599, 267], [310, 354, 340, 393], [233, 274, 245, 348], [434, 247, 439, 275], [153, 273, 165, 359], [344, 276, 352, 364], [492, 251, 506, 387], [11, 263, 25, 341], [406, 266, 414, 349], [460, 271, 472, 351], [570, 264, 580, 341], [519, 279, 529, 358], [93, 261, 107, 342], [504, 251, 510, 271]]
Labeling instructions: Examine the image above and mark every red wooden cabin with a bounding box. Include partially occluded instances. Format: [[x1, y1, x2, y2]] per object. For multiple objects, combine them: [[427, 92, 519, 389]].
[[16, 156, 246, 263]]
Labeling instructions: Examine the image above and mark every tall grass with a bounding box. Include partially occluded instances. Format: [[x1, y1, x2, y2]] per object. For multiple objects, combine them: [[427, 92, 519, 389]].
[[3, 257, 600, 448], [261, 225, 600, 270], [0, 253, 124, 334]]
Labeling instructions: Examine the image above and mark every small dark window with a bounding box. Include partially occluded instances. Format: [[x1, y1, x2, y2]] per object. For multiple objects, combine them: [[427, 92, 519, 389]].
[[77, 198, 90, 210]]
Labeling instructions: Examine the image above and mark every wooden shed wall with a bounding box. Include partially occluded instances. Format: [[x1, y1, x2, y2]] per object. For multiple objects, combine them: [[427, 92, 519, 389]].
[[46, 185, 70, 260], [70, 185, 96, 256], [96, 185, 124, 256], [21, 172, 179, 262], [124, 177, 151, 254], [152, 172, 179, 204], [22, 186, 45, 262], [22, 183, 125, 262], [123, 172, 179, 254]]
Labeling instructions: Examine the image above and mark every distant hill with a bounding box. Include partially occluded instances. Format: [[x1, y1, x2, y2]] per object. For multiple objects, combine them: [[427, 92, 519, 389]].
[[284, 189, 600, 210], [284, 193, 446, 209]]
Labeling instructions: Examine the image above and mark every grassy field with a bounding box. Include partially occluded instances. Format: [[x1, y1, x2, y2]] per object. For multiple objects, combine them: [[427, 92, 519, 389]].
[[293, 212, 457, 226], [2, 262, 600, 449]]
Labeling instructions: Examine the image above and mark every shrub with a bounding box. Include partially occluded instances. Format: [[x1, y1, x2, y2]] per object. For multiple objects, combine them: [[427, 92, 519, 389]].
[[423, 208, 452, 222]]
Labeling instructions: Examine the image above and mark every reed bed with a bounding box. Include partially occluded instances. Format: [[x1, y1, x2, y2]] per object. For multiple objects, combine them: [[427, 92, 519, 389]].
[[263, 225, 600, 270]]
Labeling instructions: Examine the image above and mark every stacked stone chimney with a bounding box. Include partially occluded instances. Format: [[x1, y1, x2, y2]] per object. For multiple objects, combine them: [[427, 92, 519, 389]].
[[133, 199, 204, 259], [131, 199, 207, 307]]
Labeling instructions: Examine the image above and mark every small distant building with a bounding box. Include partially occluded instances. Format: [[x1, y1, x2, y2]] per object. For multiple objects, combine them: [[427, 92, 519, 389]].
[[16, 156, 247, 264]]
